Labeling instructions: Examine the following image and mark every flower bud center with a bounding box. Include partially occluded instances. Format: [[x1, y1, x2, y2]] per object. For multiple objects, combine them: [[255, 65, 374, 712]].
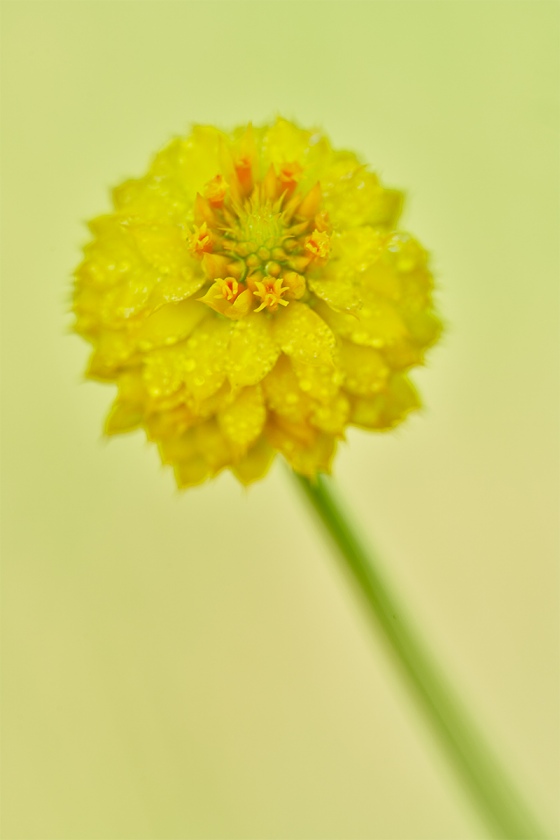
[[193, 151, 332, 319]]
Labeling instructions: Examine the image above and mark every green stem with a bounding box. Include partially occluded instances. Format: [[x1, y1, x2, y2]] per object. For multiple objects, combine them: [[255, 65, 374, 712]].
[[293, 472, 546, 840]]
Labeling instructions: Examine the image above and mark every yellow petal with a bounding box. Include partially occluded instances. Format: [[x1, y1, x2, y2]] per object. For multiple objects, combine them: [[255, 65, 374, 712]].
[[125, 216, 206, 311], [73, 280, 104, 317], [309, 392, 350, 435], [104, 403, 143, 435], [271, 302, 336, 367], [145, 405, 194, 441], [333, 226, 387, 271], [181, 316, 233, 402], [100, 269, 157, 326], [113, 176, 190, 224], [187, 383, 232, 421], [150, 126, 225, 196], [116, 369, 146, 401], [308, 227, 388, 314], [147, 268, 207, 310], [403, 308, 443, 349], [349, 374, 421, 430], [315, 293, 408, 350], [142, 345, 185, 400], [383, 341, 426, 371], [86, 329, 138, 378], [83, 215, 138, 276], [136, 298, 207, 351], [370, 189, 403, 228], [232, 436, 276, 486], [128, 221, 191, 275], [159, 428, 198, 465], [263, 118, 310, 165], [226, 314, 279, 387], [262, 118, 332, 192], [78, 219, 161, 327], [174, 457, 210, 489], [218, 385, 266, 451], [105, 369, 148, 428], [146, 388, 187, 415], [359, 260, 402, 301], [385, 232, 429, 274], [231, 289, 254, 318], [193, 420, 233, 473], [290, 359, 341, 403], [199, 284, 253, 321], [339, 340, 390, 396], [321, 154, 402, 228], [266, 418, 336, 476], [261, 355, 310, 425], [383, 306, 443, 370], [307, 273, 361, 314]]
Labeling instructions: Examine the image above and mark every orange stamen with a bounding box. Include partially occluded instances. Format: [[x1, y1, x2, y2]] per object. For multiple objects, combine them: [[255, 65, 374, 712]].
[[235, 155, 253, 197], [278, 161, 303, 195]]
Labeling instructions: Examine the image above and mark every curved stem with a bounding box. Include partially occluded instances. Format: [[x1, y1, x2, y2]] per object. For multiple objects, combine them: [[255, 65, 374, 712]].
[[293, 471, 546, 840]]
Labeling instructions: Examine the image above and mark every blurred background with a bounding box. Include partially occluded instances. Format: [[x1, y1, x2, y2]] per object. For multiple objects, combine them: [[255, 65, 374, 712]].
[[1, 2, 558, 838]]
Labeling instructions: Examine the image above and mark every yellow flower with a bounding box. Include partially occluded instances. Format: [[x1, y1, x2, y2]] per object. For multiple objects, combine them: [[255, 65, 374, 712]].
[[72, 117, 442, 488]]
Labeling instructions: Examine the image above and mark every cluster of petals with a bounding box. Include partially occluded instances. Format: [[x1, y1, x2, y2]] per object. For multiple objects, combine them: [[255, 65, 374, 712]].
[[73, 118, 442, 487]]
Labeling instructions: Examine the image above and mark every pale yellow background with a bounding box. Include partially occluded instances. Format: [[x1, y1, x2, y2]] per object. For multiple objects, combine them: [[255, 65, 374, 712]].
[[1, 2, 558, 838]]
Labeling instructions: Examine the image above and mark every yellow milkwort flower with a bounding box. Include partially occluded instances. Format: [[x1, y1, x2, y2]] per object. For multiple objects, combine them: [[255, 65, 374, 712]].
[[72, 118, 442, 488]]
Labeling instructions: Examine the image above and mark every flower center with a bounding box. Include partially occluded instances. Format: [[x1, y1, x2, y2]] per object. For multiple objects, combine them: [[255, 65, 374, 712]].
[[191, 132, 332, 320]]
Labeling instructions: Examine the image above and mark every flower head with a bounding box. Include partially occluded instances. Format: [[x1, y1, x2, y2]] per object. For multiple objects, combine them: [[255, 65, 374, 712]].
[[72, 118, 442, 488]]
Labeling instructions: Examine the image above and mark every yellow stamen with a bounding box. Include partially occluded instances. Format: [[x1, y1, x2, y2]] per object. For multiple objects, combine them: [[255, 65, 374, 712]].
[[189, 222, 213, 258], [215, 277, 239, 302], [314, 210, 331, 233], [198, 279, 253, 320], [305, 229, 331, 263], [253, 276, 290, 313]]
